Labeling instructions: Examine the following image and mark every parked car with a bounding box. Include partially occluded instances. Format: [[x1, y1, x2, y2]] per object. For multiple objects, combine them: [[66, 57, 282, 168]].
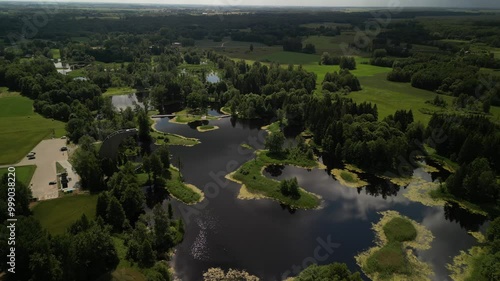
[[60, 146, 68, 151], [28, 155, 36, 160], [27, 151, 36, 157], [49, 181, 57, 185]]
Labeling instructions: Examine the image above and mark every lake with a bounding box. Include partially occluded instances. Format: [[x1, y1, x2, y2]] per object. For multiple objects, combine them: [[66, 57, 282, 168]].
[[154, 116, 486, 281]]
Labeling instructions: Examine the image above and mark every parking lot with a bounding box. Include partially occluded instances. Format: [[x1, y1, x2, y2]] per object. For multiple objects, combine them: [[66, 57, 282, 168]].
[[12, 138, 79, 200]]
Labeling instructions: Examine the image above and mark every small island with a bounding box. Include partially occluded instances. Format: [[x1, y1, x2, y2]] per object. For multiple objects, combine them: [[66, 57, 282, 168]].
[[332, 168, 368, 188], [196, 125, 219, 132], [226, 132, 323, 209], [355, 210, 434, 281]]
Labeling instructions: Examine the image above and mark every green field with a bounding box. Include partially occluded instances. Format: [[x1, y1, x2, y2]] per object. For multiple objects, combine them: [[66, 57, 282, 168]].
[[0, 92, 66, 164], [103, 87, 136, 97], [350, 73, 455, 124], [0, 165, 36, 186], [32, 194, 98, 235], [259, 51, 320, 65]]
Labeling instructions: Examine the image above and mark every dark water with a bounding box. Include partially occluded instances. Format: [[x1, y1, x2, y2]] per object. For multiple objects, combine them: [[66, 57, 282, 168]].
[[154, 117, 486, 281]]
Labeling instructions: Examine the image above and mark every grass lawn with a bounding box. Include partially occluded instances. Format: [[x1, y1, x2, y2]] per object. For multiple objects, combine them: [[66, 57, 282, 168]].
[[0, 165, 36, 186], [32, 194, 98, 235], [66, 68, 86, 78], [152, 131, 200, 146], [229, 150, 321, 209], [103, 87, 136, 97], [51, 49, 61, 60], [0, 92, 66, 165], [56, 162, 67, 174]]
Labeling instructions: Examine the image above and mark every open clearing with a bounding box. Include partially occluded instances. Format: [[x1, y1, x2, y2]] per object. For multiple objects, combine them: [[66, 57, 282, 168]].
[[32, 194, 98, 235], [0, 165, 36, 186], [0, 91, 65, 165]]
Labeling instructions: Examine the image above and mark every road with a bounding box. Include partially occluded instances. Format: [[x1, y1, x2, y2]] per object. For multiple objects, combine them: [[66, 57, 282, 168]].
[[1, 139, 80, 200]]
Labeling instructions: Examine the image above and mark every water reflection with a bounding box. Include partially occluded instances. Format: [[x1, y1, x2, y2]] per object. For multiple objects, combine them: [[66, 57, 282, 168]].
[[152, 117, 483, 281], [206, 72, 221, 83]]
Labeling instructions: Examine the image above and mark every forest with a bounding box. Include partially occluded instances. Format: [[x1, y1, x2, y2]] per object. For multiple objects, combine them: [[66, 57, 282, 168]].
[[1, 3, 500, 281]]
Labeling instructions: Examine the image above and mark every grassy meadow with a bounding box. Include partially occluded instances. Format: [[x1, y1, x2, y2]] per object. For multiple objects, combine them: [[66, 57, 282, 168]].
[[32, 194, 98, 235], [0, 90, 65, 165]]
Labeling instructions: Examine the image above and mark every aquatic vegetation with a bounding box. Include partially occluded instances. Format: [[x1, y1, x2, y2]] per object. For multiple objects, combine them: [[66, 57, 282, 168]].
[[196, 125, 220, 132], [331, 168, 368, 188], [355, 211, 434, 281]]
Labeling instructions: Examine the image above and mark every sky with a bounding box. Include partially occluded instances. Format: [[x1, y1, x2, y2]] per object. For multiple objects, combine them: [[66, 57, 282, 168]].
[[7, 0, 500, 8]]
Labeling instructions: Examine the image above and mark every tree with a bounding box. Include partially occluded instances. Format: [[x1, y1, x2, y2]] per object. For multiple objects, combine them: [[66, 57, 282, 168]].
[[138, 240, 155, 268], [143, 154, 152, 183], [72, 148, 103, 192], [69, 224, 119, 281], [153, 204, 173, 255], [265, 132, 285, 155], [303, 43, 316, 54], [156, 145, 171, 169], [137, 109, 151, 143], [106, 196, 126, 232], [0, 176, 32, 218], [0, 217, 50, 281], [29, 252, 63, 281], [150, 153, 163, 184], [95, 191, 110, 220], [121, 183, 145, 225], [340, 56, 356, 70], [373, 48, 387, 58], [295, 263, 362, 281], [279, 177, 300, 199]]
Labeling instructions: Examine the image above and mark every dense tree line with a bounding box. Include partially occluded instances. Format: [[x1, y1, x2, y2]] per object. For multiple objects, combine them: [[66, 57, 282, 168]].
[[302, 94, 419, 172], [426, 114, 500, 172]]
